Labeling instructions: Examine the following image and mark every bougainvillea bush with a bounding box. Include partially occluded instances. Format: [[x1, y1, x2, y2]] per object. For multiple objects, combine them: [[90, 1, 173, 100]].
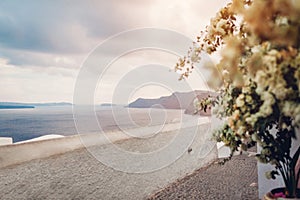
[[176, 0, 300, 197]]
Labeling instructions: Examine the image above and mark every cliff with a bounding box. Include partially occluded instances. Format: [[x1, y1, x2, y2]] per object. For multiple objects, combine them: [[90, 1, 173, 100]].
[[128, 90, 217, 115]]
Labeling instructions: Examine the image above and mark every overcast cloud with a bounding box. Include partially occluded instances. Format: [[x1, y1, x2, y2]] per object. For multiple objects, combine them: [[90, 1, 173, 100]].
[[0, 0, 229, 103]]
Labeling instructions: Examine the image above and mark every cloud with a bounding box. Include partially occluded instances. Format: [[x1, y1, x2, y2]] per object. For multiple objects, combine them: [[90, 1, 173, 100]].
[[0, 48, 84, 69], [0, 0, 230, 68], [0, 0, 158, 69], [0, 0, 230, 102], [0, 0, 131, 53], [0, 62, 76, 102], [94, 49, 209, 104], [0, 0, 230, 53]]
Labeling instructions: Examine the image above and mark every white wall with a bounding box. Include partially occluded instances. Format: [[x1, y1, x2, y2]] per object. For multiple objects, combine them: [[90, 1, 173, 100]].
[[0, 119, 217, 170], [0, 137, 12, 146]]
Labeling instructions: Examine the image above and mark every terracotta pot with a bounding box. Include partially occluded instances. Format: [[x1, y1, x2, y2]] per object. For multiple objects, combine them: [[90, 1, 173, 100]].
[[263, 188, 300, 200]]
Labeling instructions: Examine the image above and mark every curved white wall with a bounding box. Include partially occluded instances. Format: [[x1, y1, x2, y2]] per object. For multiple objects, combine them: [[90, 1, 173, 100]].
[[0, 119, 217, 170]]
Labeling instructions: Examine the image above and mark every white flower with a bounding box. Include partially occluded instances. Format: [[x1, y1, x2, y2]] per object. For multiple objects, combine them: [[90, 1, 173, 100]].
[[281, 102, 300, 126], [245, 95, 253, 104], [292, 0, 300, 10], [251, 45, 261, 53], [236, 94, 245, 107], [261, 91, 275, 105], [251, 133, 259, 142], [282, 101, 296, 117], [263, 54, 277, 69], [215, 19, 228, 35], [275, 16, 289, 26], [254, 70, 268, 94], [237, 126, 246, 136], [263, 105, 273, 117], [191, 51, 200, 63], [253, 91, 276, 118], [233, 110, 240, 119], [242, 86, 251, 94]]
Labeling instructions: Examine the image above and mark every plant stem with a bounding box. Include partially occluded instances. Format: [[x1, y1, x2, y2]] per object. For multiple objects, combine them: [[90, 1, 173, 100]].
[[278, 162, 289, 190]]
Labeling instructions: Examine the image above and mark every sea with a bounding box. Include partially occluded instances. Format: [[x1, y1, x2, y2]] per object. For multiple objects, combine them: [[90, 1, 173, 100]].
[[0, 106, 190, 142]]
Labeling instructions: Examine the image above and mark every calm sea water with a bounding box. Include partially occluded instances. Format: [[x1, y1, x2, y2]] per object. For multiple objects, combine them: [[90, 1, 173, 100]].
[[0, 106, 186, 142]]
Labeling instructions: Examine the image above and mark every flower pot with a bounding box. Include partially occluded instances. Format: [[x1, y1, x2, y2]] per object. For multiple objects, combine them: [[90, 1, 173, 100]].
[[263, 188, 300, 200]]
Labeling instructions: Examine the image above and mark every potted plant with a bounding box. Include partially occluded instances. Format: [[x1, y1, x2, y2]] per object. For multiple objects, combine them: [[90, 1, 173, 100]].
[[176, 0, 300, 198]]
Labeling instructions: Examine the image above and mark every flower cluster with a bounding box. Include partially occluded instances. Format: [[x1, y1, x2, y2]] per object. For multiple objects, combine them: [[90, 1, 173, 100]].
[[176, 0, 300, 197]]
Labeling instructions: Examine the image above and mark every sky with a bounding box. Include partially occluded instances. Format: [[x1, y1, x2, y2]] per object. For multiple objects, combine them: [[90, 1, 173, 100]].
[[0, 0, 230, 104]]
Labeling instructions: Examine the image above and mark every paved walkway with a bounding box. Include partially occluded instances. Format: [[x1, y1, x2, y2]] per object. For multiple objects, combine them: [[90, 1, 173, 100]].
[[0, 124, 258, 200], [148, 154, 258, 200], [0, 124, 218, 200]]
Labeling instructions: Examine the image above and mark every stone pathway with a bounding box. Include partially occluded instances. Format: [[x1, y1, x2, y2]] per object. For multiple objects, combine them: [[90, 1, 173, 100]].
[[147, 154, 258, 200]]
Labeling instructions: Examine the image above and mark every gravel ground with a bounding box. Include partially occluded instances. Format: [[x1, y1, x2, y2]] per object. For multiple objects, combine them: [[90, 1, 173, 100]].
[[0, 149, 258, 200], [0, 124, 220, 200], [0, 120, 258, 200], [148, 154, 258, 200]]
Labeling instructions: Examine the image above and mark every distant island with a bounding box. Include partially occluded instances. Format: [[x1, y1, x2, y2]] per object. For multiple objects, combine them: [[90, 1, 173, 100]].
[[100, 103, 117, 107], [32, 102, 72, 107], [0, 102, 72, 109], [128, 90, 218, 115], [0, 105, 35, 109]]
